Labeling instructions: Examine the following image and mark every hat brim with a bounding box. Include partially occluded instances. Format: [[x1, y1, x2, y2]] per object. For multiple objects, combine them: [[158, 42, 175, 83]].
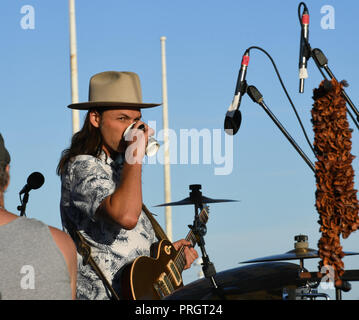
[[67, 101, 161, 110]]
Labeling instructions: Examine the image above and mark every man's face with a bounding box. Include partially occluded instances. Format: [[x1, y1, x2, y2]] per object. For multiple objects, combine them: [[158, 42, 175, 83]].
[[90, 108, 142, 156]]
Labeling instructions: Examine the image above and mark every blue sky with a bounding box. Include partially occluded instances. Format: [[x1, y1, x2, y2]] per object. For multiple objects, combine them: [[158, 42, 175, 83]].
[[1, 0, 359, 299]]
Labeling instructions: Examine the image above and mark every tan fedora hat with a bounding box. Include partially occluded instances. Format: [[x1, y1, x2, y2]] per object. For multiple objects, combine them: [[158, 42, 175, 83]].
[[67, 71, 161, 110]]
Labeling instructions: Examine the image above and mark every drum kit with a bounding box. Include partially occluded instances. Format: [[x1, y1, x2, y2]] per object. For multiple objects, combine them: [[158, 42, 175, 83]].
[[155, 184, 359, 300]]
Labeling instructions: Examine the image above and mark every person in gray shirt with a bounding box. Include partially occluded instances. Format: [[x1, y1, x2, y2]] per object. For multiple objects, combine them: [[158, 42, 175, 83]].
[[57, 71, 198, 300], [0, 133, 77, 300]]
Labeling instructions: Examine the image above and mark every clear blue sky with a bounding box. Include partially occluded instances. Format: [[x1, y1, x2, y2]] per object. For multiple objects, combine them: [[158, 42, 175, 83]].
[[1, 0, 359, 299]]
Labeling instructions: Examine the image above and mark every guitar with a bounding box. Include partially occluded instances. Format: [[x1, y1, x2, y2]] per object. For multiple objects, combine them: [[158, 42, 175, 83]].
[[121, 205, 209, 300]]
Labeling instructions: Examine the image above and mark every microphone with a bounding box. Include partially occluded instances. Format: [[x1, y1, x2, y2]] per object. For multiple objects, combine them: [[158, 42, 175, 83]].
[[299, 6, 310, 93], [224, 49, 250, 135], [19, 172, 45, 194]]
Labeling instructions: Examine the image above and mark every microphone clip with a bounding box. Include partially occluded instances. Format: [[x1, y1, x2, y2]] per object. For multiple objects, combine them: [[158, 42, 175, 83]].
[[237, 79, 248, 97]]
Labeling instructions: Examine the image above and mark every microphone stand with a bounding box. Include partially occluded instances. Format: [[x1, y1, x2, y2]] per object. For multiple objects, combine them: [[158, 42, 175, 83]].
[[246, 85, 315, 173], [17, 192, 29, 217]]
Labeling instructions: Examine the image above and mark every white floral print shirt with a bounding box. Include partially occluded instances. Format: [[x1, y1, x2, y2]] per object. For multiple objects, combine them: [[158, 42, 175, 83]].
[[60, 152, 156, 300]]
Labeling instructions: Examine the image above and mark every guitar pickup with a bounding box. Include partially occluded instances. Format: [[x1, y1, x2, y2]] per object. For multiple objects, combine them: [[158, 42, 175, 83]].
[[167, 260, 182, 287]]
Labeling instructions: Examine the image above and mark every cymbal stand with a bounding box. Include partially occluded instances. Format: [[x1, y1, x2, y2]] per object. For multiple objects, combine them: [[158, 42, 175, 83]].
[[187, 185, 224, 299]]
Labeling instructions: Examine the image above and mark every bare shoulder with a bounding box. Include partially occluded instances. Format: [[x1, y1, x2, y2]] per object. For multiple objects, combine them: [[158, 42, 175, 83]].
[[48, 226, 77, 299], [48, 226, 77, 278], [48, 226, 77, 256], [0, 210, 19, 226]]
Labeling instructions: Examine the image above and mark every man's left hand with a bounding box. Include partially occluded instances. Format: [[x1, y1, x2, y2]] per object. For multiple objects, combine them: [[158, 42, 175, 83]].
[[173, 239, 199, 270]]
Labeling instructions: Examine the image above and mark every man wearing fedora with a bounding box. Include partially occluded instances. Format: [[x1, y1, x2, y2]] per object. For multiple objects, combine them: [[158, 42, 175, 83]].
[[58, 71, 198, 300]]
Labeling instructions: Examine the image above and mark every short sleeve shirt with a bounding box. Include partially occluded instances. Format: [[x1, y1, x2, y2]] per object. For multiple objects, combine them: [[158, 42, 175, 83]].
[[60, 152, 157, 300]]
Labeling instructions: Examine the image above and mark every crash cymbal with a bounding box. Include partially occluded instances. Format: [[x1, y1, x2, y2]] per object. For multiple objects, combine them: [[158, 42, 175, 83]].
[[240, 248, 359, 264], [240, 234, 359, 264], [154, 196, 238, 207]]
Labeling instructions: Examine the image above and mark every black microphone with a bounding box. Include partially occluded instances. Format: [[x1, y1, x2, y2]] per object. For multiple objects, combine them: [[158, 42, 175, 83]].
[[19, 172, 45, 194], [224, 49, 250, 135], [299, 6, 310, 93]]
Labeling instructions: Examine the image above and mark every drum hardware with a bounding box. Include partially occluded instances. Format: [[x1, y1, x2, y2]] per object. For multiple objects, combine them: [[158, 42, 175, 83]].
[[283, 286, 330, 300], [290, 270, 332, 300], [155, 184, 238, 300], [299, 271, 354, 301], [241, 234, 359, 300]]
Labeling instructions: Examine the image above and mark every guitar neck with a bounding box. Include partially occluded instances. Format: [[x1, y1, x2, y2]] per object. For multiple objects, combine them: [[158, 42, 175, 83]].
[[174, 206, 209, 273]]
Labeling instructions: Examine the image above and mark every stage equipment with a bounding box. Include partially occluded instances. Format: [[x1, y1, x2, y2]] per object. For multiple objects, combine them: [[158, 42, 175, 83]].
[[17, 172, 44, 217], [157, 185, 238, 299], [164, 262, 306, 300], [246, 85, 315, 172], [298, 2, 310, 93], [241, 234, 358, 270], [298, 2, 359, 129], [224, 50, 250, 135]]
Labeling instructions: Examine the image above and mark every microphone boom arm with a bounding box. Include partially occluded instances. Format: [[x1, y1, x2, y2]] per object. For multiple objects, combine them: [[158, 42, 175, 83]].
[[312, 48, 359, 125], [247, 85, 315, 173]]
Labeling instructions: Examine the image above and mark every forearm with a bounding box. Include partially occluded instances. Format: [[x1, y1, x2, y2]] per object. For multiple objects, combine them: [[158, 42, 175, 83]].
[[98, 162, 143, 229]]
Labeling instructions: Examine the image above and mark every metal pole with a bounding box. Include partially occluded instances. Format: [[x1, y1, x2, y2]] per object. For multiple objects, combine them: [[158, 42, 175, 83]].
[[69, 0, 80, 134], [160, 36, 172, 241]]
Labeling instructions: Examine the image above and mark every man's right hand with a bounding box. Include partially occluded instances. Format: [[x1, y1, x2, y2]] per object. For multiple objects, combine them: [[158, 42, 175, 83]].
[[124, 121, 154, 164]]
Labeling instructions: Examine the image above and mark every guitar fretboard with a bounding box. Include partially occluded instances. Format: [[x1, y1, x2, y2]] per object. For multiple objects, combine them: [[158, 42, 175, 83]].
[[174, 206, 209, 272]]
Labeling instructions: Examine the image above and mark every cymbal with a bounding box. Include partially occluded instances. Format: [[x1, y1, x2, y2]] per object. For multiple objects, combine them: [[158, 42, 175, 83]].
[[240, 248, 359, 264], [154, 196, 238, 207]]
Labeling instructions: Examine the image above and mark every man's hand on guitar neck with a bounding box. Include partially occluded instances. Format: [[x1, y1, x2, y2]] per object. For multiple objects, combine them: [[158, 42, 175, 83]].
[[173, 239, 199, 270]]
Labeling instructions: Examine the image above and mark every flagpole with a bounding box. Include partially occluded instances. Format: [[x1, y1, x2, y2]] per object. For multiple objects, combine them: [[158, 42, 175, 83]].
[[160, 36, 173, 241], [69, 0, 80, 134]]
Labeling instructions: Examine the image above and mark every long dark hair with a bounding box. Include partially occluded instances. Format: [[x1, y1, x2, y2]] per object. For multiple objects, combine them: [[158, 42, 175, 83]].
[[57, 110, 103, 175]]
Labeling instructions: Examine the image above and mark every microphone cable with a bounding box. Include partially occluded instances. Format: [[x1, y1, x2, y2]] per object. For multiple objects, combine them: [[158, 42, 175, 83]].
[[246, 45, 316, 157]]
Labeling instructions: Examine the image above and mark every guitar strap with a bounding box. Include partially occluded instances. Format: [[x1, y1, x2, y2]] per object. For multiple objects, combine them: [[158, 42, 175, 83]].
[[142, 203, 170, 241], [64, 217, 120, 300], [65, 204, 168, 300]]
